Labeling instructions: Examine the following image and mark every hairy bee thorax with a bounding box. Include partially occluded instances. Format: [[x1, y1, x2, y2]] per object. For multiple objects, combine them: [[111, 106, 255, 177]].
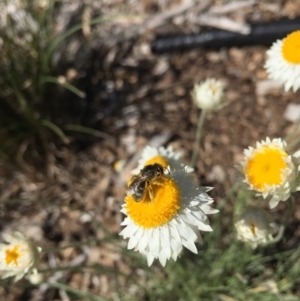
[[126, 163, 166, 202]]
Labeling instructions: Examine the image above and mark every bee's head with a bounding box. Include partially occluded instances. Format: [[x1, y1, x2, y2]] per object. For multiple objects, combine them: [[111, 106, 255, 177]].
[[153, 163, 164, 176], [142, 163, 164, 177]]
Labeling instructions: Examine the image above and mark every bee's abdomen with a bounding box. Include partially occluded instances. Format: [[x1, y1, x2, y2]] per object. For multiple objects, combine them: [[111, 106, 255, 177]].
[[132, 181, 146, 201]]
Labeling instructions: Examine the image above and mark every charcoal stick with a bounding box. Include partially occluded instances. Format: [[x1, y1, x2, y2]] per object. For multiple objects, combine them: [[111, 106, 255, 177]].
[[151, 17, 300, 53]]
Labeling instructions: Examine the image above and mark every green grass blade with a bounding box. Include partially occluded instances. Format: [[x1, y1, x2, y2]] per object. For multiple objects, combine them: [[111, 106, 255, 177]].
[[48, 281, 108, 301], [64, 124, 115, 141], [41, 119, 69, 143], [41, 76, 86, 98]]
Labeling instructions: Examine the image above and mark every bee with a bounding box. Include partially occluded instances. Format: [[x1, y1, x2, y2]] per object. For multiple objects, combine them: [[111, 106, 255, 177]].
[[126, 163, 165, 202]]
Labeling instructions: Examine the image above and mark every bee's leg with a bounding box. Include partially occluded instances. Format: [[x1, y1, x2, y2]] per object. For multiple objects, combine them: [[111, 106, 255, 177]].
[[148, 183, 154, 201]]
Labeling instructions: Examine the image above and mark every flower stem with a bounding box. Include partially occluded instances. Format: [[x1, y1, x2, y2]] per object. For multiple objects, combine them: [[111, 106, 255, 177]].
[[270, 224, 285, 244], [39, 264, 126, 276], [265, 197, 294, 245], [190, 109, 206, 168], [286, 118, 300, 152], [287, 134, 300, 153]]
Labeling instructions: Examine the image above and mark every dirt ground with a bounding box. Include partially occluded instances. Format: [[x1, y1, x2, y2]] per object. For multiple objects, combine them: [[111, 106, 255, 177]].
[[1, 0, 300, 300]]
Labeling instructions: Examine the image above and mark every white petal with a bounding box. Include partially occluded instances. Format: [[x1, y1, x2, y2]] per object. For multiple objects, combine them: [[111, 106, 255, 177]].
[[176, 224, 197, 241], [269, 196, 280, 209], [190, 210, 207, 222], [159, 251, 167, 266], [160, 227, 171, 259], [197, 222, 213, 232], [170, 239, 182, 255], [120, 217, 130, 226], [119, 223, 135, 238], [120, 208, 126, 214], [2, 233, 15, 244], [137, 230, 150, 252], [182, 239, 198, 254], [169, 223, 182, 243], [147, 253, 155, 266], [149, 229, 160, 255], [200, 204, 219, 214], [134, 227, 144, 242], [128, 235, 138, 250]]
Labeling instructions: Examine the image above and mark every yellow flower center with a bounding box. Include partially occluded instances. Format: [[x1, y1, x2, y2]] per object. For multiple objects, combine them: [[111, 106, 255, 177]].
[[125, 175, 180, 229], [5, 245, 21, 266], [282, 31, 300, 64], [244, 146, 288, 192], [144, 155, 169, 169]]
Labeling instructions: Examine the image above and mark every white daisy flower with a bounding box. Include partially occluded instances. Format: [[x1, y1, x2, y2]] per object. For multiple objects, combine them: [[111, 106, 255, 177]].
[[241, 137, 300, 209], [132, 145, 193, 175], [0, 232, 42, 282], [120, 169, 218, 266], [235, 207, 274, 249], [265, 30, 300, 92], [191, 78, 224, 111]]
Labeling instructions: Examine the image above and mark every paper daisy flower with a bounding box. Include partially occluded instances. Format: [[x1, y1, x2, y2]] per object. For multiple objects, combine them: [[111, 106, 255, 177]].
[[265, 30, 300, 92], [241, 137, 300, 209], [191, 78, 224, 111], [120, 167, 218, 266], [235, 207, 274, 249], [132, 145, 193, 175], [0, 232, 42, 282]]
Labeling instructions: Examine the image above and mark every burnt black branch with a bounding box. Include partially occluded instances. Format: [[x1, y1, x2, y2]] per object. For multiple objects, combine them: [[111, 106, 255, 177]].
[[151, 17, 300, 53]]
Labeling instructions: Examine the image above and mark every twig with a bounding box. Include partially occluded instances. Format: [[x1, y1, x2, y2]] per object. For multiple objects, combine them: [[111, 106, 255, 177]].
[[208, 0, 256, 14], [197, 14, 251, 34], [108, 0, 210, 44], [143, 0, 204, 31]]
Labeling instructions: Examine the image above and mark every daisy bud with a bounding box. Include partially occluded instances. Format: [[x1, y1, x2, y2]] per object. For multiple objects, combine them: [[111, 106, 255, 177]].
[[28, 271, 44, 285], [0, 232, 42, 282], [235, 207, 274, 249], [191, 78, 224, 111], [265, 30, 300, 92]]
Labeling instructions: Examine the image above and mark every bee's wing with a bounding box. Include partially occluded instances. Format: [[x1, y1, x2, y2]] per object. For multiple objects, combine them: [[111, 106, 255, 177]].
[[126, 186, 134, 196], [128, 175, 139, 186]]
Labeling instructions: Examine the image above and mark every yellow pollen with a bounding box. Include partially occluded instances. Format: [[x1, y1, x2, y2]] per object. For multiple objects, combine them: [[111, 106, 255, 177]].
[[5, 245, 21, 266], [282, 31, 300, 64], [250, 223, 256, 236], [144, 155, 169, 169], [244, 146, 288, 192], [125, 175, 180, 228], [209, 84, 217, 95]]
